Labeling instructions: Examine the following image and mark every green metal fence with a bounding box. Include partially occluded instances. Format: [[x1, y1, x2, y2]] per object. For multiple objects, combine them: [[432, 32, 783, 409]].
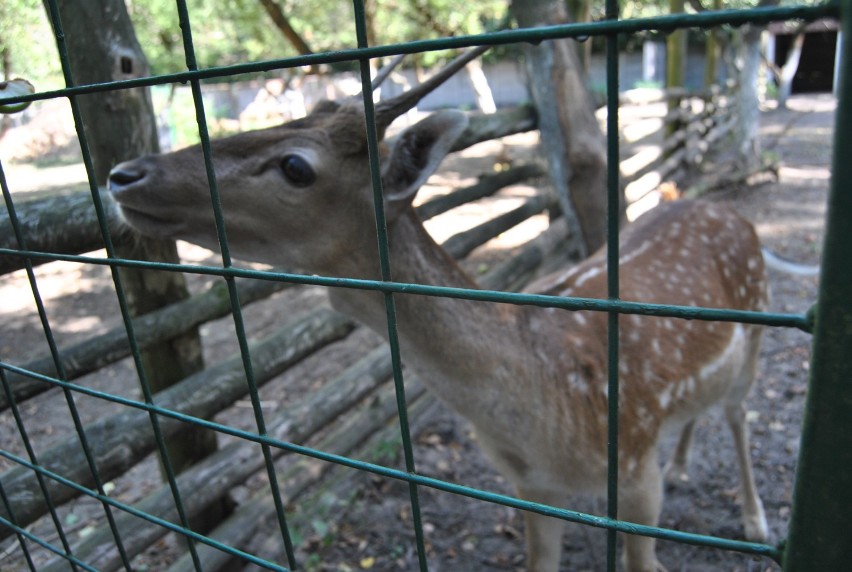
[[0, 0, 849, 570]]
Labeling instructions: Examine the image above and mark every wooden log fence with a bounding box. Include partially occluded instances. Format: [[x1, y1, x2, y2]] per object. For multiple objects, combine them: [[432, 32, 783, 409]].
[[626, 87, 738, 202]]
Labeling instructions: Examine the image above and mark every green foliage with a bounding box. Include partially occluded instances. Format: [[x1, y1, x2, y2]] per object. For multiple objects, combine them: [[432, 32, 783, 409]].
[[124, 0, 507, 75], [0, 0, 62, 88], [4, 0, 822, 93]]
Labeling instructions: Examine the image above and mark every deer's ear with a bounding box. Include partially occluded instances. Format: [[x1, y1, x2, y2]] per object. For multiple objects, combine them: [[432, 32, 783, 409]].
[[381, 110, 468, 215]]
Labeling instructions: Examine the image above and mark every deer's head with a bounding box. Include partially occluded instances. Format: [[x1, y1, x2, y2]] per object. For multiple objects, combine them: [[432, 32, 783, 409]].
[[108, 49, 484, 276]]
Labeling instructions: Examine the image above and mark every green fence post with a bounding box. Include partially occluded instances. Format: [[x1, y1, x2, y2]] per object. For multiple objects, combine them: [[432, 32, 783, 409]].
[[783, 1, 852, 569]]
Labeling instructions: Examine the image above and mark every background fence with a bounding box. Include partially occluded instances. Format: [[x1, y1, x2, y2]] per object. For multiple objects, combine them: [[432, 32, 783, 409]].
[[1, 1, 850, 571]]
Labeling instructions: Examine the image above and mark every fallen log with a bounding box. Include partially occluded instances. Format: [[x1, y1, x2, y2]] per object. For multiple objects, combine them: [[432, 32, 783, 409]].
[[165, 372, 431, 572], [682, 157, 778, 199], [0, 307, 355, 542], [452, 104, 537, 153], [0, 278, 289, 411], [38, 343, 396, 572], [416, 163, 545, 221], [0, 189, 129, 275], [442, 193, 555, 260]]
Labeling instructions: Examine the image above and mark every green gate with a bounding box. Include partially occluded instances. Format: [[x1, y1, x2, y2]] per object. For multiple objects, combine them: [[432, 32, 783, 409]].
[[1, 1, 849, 570]]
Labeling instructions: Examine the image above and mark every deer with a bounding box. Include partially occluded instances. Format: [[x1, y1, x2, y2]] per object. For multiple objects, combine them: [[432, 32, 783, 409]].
[[107, 48, 769, 572]]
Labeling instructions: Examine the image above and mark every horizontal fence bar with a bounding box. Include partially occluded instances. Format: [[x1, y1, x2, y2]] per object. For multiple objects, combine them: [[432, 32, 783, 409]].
[[0, 247, 811, 330], [0, 376, 781, 562], [0, 4, 838, 108]]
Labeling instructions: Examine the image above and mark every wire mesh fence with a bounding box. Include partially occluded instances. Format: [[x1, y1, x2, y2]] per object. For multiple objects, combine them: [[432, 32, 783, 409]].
[[1, 1, 849, 571]]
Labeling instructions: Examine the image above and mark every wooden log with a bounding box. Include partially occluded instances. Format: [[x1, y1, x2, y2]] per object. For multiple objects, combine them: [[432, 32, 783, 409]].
[[682, 157, 778, 199], [165, 373, 431, 572], [451, 104, 538, 153], [416, 163, 545, 221], [0, 308, 356, 542], [442, 194, 555, 260], [0, 189, 128, 275], [237, 398, 442, 572], [39, 343, 396, 572], [0, 278, 289, 411]]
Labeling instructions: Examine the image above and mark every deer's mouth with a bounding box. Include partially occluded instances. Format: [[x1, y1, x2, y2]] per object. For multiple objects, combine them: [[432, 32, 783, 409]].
[[114, 203, 187, 239]]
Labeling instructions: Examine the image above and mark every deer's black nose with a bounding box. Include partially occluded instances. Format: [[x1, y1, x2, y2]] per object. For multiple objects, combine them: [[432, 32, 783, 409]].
[[108, 165, 146, 191]]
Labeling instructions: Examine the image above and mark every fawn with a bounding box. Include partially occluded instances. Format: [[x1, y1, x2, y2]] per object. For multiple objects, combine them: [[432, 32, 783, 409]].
[[109, 49, 768, 571]]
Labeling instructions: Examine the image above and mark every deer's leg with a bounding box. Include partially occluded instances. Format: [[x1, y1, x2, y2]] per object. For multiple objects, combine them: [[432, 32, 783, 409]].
[[663, 419, 696, 485], [724, 400, 769, 542], [724, 333, 769, 542], [515, 487, 566, 572], [620, 452, 667, 572]]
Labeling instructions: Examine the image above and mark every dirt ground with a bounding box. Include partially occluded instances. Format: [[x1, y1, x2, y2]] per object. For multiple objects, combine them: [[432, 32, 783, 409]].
[[0, 93, 832, 571]]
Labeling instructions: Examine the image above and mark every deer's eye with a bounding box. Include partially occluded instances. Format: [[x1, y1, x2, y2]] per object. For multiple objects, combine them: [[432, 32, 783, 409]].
[[280, 154, 315, 187]]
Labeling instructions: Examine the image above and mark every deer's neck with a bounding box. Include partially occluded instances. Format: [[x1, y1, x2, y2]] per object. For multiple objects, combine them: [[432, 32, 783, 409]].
[[327, 209, 525, 405]]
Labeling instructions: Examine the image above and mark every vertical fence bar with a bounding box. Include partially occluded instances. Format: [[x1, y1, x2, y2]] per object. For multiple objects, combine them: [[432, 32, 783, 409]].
[[351, 1, 430, 570], [605, 1, 621, 571], [171, 2, 297, 568], [2, 155, 129, 571], [783, 1, 852, 569], [0, 474, 35, 570], [0, 162, 82, 569], [0, 369, 67, 571], [41, 0, 201, 568]]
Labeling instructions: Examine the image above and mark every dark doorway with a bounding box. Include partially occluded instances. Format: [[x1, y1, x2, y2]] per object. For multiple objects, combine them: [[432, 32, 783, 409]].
[[774, 30, 838, 94]]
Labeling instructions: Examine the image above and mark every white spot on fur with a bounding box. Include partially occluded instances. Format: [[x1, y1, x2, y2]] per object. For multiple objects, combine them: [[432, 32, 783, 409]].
[[575, 265, 605, 287], [619, 239, 656, 266], [658, 386, 672, 409]]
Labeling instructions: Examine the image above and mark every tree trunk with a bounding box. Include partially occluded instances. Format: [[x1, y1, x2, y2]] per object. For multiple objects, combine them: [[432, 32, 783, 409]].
[[465, 57, 497, 114], [666, 0, 687, 138], [704, 0, 723, 87], [734, 25, 764, 170], [731, 0, 778, 169], [510, 0, 617, 256], [778, 33, 805, 108], [53, 0, 216, 517], [39, 343, 398, 572]]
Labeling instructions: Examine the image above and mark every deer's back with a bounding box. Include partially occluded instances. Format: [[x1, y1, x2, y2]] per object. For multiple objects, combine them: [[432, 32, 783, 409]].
[[517, 201, 768, 472]]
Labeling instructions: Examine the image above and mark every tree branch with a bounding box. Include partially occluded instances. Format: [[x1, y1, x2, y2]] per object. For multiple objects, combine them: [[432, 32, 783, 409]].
[[257, 0, 316, 72]]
